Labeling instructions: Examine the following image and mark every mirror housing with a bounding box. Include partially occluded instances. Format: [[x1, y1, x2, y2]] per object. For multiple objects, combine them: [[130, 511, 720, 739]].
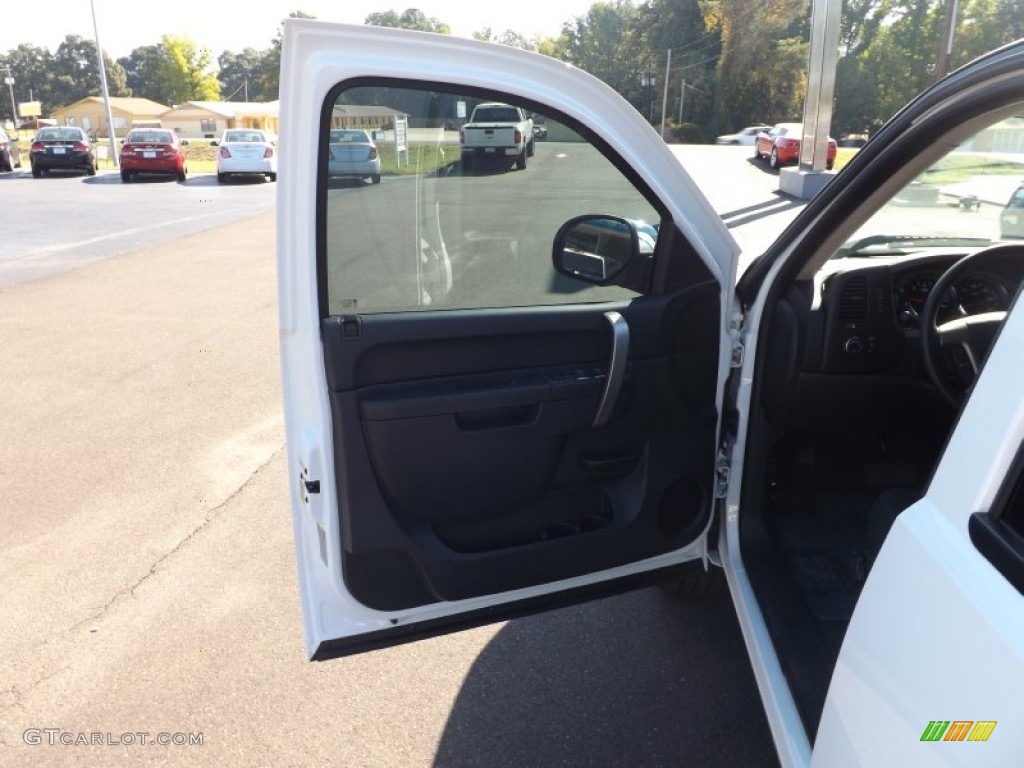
[[552, 215, 654, 290]]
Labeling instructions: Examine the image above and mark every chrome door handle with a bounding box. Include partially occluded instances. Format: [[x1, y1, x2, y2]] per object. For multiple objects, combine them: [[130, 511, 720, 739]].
[[593, 311, 629, 428]]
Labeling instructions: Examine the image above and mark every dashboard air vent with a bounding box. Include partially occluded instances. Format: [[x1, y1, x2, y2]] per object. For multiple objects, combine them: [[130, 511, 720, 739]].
[[838, 275, 868, 320]]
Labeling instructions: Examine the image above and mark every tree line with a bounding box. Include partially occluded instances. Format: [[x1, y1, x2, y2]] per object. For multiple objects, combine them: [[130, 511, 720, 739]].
[[2, 2, 1022, 140]]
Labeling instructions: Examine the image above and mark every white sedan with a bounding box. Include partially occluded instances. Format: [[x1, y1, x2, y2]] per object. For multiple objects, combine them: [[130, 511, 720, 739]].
[[326, 129, 381, 184], [715, 124, 772, 145], [214, 129, 277, 183]]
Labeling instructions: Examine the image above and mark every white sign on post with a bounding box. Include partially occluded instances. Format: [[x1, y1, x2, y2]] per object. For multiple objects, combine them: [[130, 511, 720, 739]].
[[393, 117, 409, 168]]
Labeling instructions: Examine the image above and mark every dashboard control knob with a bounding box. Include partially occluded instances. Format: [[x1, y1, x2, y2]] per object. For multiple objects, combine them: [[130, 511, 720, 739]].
[[844, 337, 865, 355]]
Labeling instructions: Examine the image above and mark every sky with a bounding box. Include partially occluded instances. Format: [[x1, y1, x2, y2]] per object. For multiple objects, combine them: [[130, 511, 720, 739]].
[[1, 0, 596, 59]]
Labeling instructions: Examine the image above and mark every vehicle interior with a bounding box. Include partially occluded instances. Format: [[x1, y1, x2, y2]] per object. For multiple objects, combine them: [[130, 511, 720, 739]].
[[737, 100, 1024, 738]]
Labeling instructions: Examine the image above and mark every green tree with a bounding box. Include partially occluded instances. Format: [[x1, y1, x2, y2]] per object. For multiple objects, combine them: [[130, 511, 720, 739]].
[[156, 35, 221, 103], [44, 35, 130, 111], [705, 0, 809, 133], [856, 1, 944, 124], [561, 1, 641, 106], [0, 44, 54, 119], [260, 10, 317, 100], [118, 45, 165, 102], [950, 0, 1024, 70], [473, 28, 538, 50], [365, 8, 451, 33], [625, 0, 718, 135], [218, 48, 271, 101]]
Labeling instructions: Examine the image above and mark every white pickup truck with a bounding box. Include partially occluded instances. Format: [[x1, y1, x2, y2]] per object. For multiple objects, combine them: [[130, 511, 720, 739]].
[[460, 102, 534, 170]]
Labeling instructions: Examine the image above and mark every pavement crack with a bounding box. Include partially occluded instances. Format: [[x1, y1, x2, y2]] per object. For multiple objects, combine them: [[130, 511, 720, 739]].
[[0, 685, 24, 718], [69, 444, 285, 634], [1, 667, 66, 721]]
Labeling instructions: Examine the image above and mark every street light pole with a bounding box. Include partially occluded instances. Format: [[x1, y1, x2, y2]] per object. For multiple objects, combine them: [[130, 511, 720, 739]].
[[90, 0, 119, 169], [2, 67, 17, 126], [640, 73, 655, 123], [659, 49, 671, 139]]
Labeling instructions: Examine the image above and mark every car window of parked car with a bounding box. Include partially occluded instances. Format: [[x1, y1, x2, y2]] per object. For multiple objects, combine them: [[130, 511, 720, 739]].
[[320, 83, 661, 315], [127, 131, 174, 143], [1007, 186, 1024, 210]]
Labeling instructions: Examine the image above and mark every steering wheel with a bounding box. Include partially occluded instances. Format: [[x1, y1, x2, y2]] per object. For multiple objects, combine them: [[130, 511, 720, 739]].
[[920, 244, 1015, 406]]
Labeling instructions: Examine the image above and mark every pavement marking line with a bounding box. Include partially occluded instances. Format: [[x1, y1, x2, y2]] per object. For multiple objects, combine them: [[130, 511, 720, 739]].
[[0, 210, 232, 266]]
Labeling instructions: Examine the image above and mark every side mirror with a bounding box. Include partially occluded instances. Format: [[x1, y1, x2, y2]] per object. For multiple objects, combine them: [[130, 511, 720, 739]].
[[210, 140, 219, 146], [552, 215, 644, 286], [180, 138, 190, 145]]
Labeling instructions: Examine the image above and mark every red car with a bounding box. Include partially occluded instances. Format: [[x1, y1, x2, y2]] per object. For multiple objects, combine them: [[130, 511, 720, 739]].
[[753, 122, 836, 170], [119, 129, 188, 182]]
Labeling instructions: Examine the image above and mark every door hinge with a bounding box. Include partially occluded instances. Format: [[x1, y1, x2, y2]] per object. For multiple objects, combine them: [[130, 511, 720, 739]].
[[299, 466, 320, 505], [714, 454, 731, 499], [728, 307, 745, 368], [730, 340, 745, 368]]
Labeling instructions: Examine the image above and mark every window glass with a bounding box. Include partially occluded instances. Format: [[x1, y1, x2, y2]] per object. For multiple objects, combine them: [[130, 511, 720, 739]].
[[829, 113, 1024, 259], [322, 84, 661, 315]]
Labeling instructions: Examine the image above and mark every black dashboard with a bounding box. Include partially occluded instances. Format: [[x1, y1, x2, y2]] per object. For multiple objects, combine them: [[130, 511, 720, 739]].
[[811, 251, 1022, 376]]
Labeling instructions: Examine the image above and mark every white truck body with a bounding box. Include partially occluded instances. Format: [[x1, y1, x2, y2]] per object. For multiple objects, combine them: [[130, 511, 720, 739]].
[[460, 102, 534, 169]]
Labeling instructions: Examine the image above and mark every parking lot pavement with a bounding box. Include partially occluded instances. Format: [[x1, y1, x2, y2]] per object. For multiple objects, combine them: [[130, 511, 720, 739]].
[[0, 169, 276, 289], [668, 144, 809, 267]]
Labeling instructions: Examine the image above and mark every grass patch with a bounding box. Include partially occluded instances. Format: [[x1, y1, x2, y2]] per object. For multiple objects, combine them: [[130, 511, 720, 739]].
[[184, 141, 217, 174], [379, 141, 461, 176], [833, 148, 858, 171], [179, 140, 461, 176], [920, 154, 1024, 184]]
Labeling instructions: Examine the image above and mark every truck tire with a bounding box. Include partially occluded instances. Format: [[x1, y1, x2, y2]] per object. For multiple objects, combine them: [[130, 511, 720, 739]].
[[515, 148, 527, 170], [527, 139, 535, 157]]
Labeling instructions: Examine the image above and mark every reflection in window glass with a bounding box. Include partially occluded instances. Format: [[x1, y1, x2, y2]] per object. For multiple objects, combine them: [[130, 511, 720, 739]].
[[322, 85, 661, 315]]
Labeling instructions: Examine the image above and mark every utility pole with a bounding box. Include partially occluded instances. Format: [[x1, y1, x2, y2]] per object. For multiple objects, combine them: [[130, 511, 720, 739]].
[[90, 0, 119, 169], [678, 80, 701, 125], [659, 49, 671, 139], [2, 66, 17, 125], [935, 0, 959, 81]]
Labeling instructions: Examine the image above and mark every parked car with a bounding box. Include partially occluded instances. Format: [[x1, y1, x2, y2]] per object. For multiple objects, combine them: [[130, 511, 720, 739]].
[[753, 122, 837, 170], [214, 129, 277, 183], [715, 124, 771, 145], [999, 182, 1024, 238], [279, 22, 1024, 766], [119, 129, 188, 183], [460, 102, 533, 170], [326, 129, 380, 184], [29, 126, 97, 177], [0, 127, 22, 172]]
